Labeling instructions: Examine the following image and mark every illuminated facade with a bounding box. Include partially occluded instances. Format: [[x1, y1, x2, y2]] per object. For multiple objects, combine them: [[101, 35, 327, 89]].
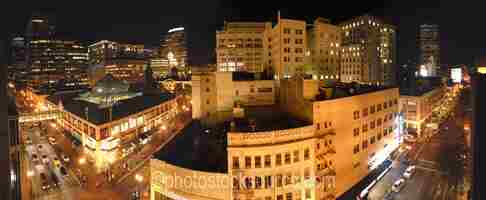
[[306, 18, 341, 81], [160, 27, 188, 76], [216, 22, 272, 73], [150, 58, 170, 77], [339, 15, 397, 86], [399, 86, 445, 137], [27, 39, 89, 93], [88, 40, 147, 84], [10, 37, 27, 81], [419, 24, 440, 76], [46, 75, 180, 168], [191, 71, 275, 120], [217, 15, 396, 84], [25, 14, 89, 94], [151, 75, 400, 200]]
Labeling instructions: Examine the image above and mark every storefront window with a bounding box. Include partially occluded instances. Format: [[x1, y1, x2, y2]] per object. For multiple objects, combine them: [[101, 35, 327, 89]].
[[121, 121, 129, 132], [137, 116, 144, 126], [129, 117, 136, 129], [111, 125, 120, 135]]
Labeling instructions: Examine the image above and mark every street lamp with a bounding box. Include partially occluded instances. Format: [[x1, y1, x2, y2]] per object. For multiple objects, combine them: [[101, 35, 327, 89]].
[[79, 157, 86, 165], [134, 174, 144, 199], [27, 170, 34, 177]]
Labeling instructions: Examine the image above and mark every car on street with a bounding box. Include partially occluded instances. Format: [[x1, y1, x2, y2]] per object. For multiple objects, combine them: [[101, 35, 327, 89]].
[[51, 172, 60, 188], [25, 137, 32, 144], [37, 144, 43, 150], [60, 166, 68, 177], [48, 137, 57, 145], [32, 154, 39, 162], [53, 157, 61, 168], [40, 173, 50, 190], [62, 154, 70, 163], [403, 165, 416, 179], [42, 155, 49, 164], [392, 178, 406, 192], [404, 134, 417, 142]]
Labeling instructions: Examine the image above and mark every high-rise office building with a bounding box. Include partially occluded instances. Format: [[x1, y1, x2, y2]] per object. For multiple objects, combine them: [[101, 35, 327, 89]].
[[470, 56, 486, 200], [339, 15, 397, 86], [10, 37, 27, 82], [419, 24, 440, 77], [216, 22, 272, 73], [216, 15, 396, 85], [88, 40, 147, 85], [160, 27, 188, 76], [307, 17, 341, 80], [1, 41, 22, 200], [25, 14, 89, 94]]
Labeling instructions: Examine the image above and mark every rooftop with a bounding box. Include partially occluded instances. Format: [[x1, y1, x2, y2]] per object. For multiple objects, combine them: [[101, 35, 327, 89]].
[[47, 91, 175, 125], [230, 106, 310, 132], [315, 82, 395, 101], [154, 120, 228, 173]]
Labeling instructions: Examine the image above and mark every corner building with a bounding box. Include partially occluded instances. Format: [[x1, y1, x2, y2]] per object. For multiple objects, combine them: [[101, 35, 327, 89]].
[[150, 75, 400, 200], [339, 15, 396, 86]]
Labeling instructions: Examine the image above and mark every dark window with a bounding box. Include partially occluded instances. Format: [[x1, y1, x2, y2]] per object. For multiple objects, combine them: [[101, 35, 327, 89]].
[[232, 157, 239, 169]]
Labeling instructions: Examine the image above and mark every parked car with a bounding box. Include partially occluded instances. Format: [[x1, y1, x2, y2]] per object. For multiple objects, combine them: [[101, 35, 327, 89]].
[[51, 172, 60, 188], [62, 154, 70, 163], [48, 137, 57, 145], [25, 137, 32, 144], [403, 166, 416, 179], [59, 166, 68, 177], [392, 178, 406, 192], [32, 154, 39, 162], [42, 155, 49, 164], [53, 157, 61, 168], [40, 173, 50, 190], [37, 144, 43, 150]]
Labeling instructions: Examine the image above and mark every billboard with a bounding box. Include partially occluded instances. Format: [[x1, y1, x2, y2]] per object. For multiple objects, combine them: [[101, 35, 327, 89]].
[[451, 68, 462, 83]]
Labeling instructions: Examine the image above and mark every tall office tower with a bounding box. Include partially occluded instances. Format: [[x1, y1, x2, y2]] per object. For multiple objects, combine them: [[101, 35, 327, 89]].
[[88, 40, 147, 84], [271, 14, 307, 79], [10, 37, 27, 82], [340, 15, 397, 86], [1, 41, 22, 200], [306, 17, 341, 80], [216, 22, 272, 73], [419, 24, 440, 77], [160, 27, 188, 76], [471, 57, 486, 200], [25, 14, 89, 93]]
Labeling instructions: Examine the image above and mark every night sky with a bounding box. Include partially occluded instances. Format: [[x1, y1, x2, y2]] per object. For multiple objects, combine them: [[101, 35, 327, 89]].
[[2, 0, 485, 66]]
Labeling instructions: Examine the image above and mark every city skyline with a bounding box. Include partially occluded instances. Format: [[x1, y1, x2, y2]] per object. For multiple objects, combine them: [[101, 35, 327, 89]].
[[2, 0, 485, 66]]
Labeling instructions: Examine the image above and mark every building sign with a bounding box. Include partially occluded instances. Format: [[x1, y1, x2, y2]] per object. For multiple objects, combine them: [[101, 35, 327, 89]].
[[100, 137, 120, 151], [451, 68, 462, 83], [86, 136, 96, 149]]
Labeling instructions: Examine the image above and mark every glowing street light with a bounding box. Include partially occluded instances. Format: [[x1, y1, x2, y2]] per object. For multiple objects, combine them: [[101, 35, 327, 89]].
[[161, 125, 167, 131], [135, 174, 143, 182], [79, 157, 86, 165], [27, 170, 34, 177]]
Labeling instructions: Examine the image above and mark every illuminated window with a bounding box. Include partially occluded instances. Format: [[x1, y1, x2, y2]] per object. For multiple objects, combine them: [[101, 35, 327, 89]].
[[120, 121, 129, 132], [129, 118, 136, 129], [137, 116, 144, 126]]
